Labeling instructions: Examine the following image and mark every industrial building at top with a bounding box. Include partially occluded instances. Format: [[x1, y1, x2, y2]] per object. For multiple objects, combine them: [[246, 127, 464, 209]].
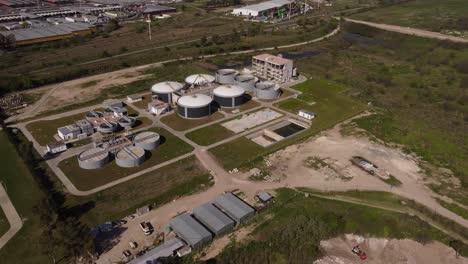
[[148, 53, 295, 119], [232, 0, 311, 21]]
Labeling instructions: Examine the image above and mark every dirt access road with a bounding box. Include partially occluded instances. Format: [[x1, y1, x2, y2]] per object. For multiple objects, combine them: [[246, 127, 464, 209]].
[[344, 18, 468, 43], [315, 234, 468, 264]]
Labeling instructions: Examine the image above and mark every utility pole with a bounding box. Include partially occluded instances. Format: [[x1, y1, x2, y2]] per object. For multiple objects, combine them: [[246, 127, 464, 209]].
[[146, 15, 152, 41]]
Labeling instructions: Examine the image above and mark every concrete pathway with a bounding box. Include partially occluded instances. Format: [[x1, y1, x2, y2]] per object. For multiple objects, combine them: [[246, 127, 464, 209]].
[[0, 183, 22, 250]]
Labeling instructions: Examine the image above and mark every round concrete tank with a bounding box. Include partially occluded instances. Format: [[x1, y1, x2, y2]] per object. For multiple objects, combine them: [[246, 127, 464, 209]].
[[118, 116, 136, 128], [85, 111, 103, 122], [213, 85, 246, 108], [177, 94, 213, 119], [215, 69, 239, 84], [185, 74, 215, 86], [254, 81, 280, 99], [151, 82, 184, 103], [78, 147, 110, 170], [235, 74, 258, 92], [134, 131, 160, 150], [97, 121, 118, 133], [115, 146, 146, 168]]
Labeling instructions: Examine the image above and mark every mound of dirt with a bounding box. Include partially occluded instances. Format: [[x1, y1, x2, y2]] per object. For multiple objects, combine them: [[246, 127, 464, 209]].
[[314, 234, 467, 264]]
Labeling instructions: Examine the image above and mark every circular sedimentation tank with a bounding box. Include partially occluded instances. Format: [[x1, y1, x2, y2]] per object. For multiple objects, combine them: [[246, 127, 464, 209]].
[[134, 131, 160, 150], [78, 147, 110, 170], [115, 146, 146, 168], [185, 74, 215, 86], [254, 81, 280, 99], [118, 116, 136, 128], [213, 85, 246, 108], [177, 94, 213, 119], [97, 121, 118, 133], [151, 81, 184, 103], [215, 69, 239, 84], [85, 111, 103, 122], [234, 74, 258, 92]]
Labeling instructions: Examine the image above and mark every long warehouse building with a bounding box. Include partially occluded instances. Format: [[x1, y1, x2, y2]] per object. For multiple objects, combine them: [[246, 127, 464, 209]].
[[213, 193, 255, 225], [170, 213, 212, 249], [193, 203, 235, 236]]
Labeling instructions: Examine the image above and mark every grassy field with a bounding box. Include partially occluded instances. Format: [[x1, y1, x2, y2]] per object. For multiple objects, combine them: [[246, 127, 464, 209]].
[[0, 205, 9, 239], [0, 131, 49, 263], [58, 127, 194, 190], [211, 188, 468, 263], [352, 0, 468, 35], [283, 22, 468, 203], [160, 111, 225, 131], [186, 123, 234, 146], [210, 79, 366, 170], [63, 156, 211, 225]]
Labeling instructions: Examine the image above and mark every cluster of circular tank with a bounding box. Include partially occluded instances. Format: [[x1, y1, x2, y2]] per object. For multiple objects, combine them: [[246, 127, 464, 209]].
[[118, 116, 136, 128], [254, 81, 280, 99], [151, 81, 184, 103], [215, 69, 239, 85], [177, 94, 213, 119], [77, 131, 161, 169], [234, 74, 258, 92], [85, 111, 104, 122]]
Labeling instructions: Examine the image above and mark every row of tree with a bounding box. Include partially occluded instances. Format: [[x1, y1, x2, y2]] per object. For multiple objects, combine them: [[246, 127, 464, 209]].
[[4, 128, 95, 263]]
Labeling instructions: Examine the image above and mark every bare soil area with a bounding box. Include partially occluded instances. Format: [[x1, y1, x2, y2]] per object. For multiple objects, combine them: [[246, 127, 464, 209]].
[[315, 234, 467, 264]]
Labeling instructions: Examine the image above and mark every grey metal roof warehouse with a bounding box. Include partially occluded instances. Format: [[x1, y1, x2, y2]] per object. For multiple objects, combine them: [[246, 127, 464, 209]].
[[213, 193, 255, 225], [193, 203, 235, 236], [127, 237, 184, 264], [0, 22, 94, 42], [170, 213, 212, 248]]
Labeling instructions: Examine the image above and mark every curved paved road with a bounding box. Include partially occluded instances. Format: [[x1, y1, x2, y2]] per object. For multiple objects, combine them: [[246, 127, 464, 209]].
[[344, 18, 468, 43], [0, 183, 22, 250]]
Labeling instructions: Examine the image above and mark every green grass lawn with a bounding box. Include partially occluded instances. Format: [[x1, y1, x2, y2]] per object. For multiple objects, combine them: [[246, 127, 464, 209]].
[[64, 156, 211, 225], [58, 127, 194, 191], [186, 123, 235, 146], [352, 0, 468, 34], [0, 206, 9, 239], [212, 188, 468, 263], [0, 131, 49, 263], [210, 79, 366, 170], [160, 111, 224, 132]]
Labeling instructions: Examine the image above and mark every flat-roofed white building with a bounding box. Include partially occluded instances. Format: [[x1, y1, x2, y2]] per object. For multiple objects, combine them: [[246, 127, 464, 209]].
[[232, 0, 292, 17], [252, 53, 294, 82]]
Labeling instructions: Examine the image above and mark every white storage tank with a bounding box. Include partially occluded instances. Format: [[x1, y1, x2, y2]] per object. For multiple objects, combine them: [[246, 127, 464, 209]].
[[177, 94, 213, 119], [213, 85, 246, 108], [234, 74, 258, 92], [97, 121, 118, 133], [215, 69, 239, 84], [254, 81, 280, 100], [151, 82, 184, 103], [78, 147, 110, 170], [185, 74, 215, 86], [134, 131, 160, 150], [115, 146, 146, 168]]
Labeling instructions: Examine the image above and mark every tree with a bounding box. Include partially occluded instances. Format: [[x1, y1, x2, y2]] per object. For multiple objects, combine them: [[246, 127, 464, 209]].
[[104, 19, 119, 33], [200, 35, 208, 46]]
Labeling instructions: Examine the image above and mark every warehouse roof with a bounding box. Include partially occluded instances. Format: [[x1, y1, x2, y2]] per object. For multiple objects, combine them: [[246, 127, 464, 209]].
[[234, 0, 292, 13], [127, 237, 184, 264], [193, 203, 234, 233], [214, 193, 255, 221], [170, 213, 212, 246], [143, 4, 176, 14], [0, 22, 94, 42]]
